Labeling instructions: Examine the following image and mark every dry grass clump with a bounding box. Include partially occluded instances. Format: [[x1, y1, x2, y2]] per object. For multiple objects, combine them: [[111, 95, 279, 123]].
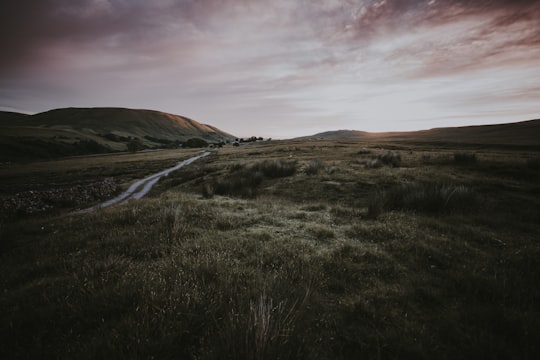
[[368, 182, 477, 218], [453, 152, 477, 164], [251, 159, 297, 178], [204, 171, 263, 198], [202, 159, 296, 198], [214, 292, 302, 360], [357, 147, 372, 155], [526, 157, 540, 170], [305, 158, 324, 175], [309, 225, 335, 241], [365, 150, 401, 168]]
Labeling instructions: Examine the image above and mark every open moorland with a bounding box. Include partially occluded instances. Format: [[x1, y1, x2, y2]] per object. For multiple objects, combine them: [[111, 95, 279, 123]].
[[1, 138, 540, 359]]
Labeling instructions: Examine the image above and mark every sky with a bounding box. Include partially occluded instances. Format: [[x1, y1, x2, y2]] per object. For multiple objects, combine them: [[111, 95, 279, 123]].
[[1, 0, 539, 138]]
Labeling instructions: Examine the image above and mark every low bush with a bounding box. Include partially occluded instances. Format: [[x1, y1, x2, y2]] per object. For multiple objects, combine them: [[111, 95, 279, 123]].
[[183, 138, 208, 148], [367, 182, 477, 217]]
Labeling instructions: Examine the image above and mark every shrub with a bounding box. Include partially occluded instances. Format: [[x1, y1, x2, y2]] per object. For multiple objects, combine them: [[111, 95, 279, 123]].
[[127, 138, 145, 152], [183, 138, 208, 148], [453, 152, 477, 164], [367, 183, 477, 217]]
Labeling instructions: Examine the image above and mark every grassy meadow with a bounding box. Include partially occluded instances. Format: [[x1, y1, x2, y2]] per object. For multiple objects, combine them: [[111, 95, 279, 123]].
[[1, 140, 540, 359]]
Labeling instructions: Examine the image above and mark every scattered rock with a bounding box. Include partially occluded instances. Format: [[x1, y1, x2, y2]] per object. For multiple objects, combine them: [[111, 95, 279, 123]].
[[1, 178, 117, 217]]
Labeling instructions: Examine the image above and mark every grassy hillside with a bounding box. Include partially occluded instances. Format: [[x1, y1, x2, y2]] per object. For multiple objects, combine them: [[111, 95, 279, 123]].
[[0, 107, 236, 161], [0, 111, 29, 122], [1, 140, 539, 359], [304, 119, 540, 146], [297, 129, 373, 140]]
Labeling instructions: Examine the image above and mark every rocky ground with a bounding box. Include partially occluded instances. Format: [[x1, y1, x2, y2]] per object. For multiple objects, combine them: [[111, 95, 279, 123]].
[[0, 178, 117, 218]]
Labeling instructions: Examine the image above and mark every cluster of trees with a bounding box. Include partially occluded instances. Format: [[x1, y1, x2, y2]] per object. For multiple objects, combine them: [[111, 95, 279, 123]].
[[235, 136, 264, 143], [1, 138, 112, 161], [103, 132, 272, 152]]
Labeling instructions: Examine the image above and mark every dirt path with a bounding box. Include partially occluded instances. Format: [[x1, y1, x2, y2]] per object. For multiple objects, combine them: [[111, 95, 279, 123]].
[[78, 151, 210, 213]]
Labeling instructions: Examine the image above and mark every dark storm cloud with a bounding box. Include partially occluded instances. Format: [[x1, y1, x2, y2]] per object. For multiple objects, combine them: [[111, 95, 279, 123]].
[[1, 0, 150, 74], [2, 0, 538, 74]]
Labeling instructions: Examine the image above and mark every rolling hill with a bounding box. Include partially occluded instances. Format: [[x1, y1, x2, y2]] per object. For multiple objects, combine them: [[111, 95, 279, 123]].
[[300, 119, 540, 146], [0, 107, 236, 161], [0, 111, 29, 123]]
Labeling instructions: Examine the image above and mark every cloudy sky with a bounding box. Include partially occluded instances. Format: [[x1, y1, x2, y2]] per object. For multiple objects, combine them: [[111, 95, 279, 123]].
[[1, 0, 539, 138]]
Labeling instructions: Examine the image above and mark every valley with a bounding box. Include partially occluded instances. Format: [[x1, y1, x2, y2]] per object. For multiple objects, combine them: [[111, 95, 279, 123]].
[[1, 138, 539, 359]]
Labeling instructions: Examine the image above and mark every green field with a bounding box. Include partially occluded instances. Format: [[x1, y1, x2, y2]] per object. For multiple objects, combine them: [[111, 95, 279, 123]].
[[1, 140, 539, 359]]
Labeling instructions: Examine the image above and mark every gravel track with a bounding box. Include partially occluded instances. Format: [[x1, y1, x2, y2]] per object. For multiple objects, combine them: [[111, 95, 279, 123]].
[[78, 151, 210, 213]]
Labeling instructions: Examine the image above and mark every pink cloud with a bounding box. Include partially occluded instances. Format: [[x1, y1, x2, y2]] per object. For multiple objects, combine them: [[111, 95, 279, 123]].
[[1, 0, 539, 136]]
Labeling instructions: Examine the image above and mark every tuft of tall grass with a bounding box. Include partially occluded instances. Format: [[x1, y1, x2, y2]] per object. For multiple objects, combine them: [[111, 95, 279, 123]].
[[251, 159, 297, 178], [367, 182, 477, 218], [204, 171, 263, 198], [161, 205, 190, 244], [305, 158, 324, 175], [365, 150, 401, 168], [202, 159, 296, 198], [526, 157, 540, 170], [453, 152, 477, 164], [309, 225, 335, 242], [247, 294, 298, 360], [357, 147, 371, 155]]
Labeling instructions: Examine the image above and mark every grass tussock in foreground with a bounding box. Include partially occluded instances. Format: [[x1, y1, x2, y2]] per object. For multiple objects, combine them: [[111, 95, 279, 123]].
[[368, 182, 477, 218], [202, 159, 296, 198], [1, 141, 540, 359]]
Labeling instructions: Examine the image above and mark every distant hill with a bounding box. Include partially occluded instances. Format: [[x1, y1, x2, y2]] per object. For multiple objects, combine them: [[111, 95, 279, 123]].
[[0, 107, 236, 161], [300, 119, 540, 146], [0, 111, 29, 122], [296, 129, 373, 140]]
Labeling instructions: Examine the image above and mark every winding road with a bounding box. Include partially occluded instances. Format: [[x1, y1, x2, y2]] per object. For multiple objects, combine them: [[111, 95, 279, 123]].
[[78, 151, 210, 213]]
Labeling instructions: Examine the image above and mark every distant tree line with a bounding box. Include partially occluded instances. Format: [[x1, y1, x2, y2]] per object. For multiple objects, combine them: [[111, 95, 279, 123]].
[[235, 136, 264, 143]]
